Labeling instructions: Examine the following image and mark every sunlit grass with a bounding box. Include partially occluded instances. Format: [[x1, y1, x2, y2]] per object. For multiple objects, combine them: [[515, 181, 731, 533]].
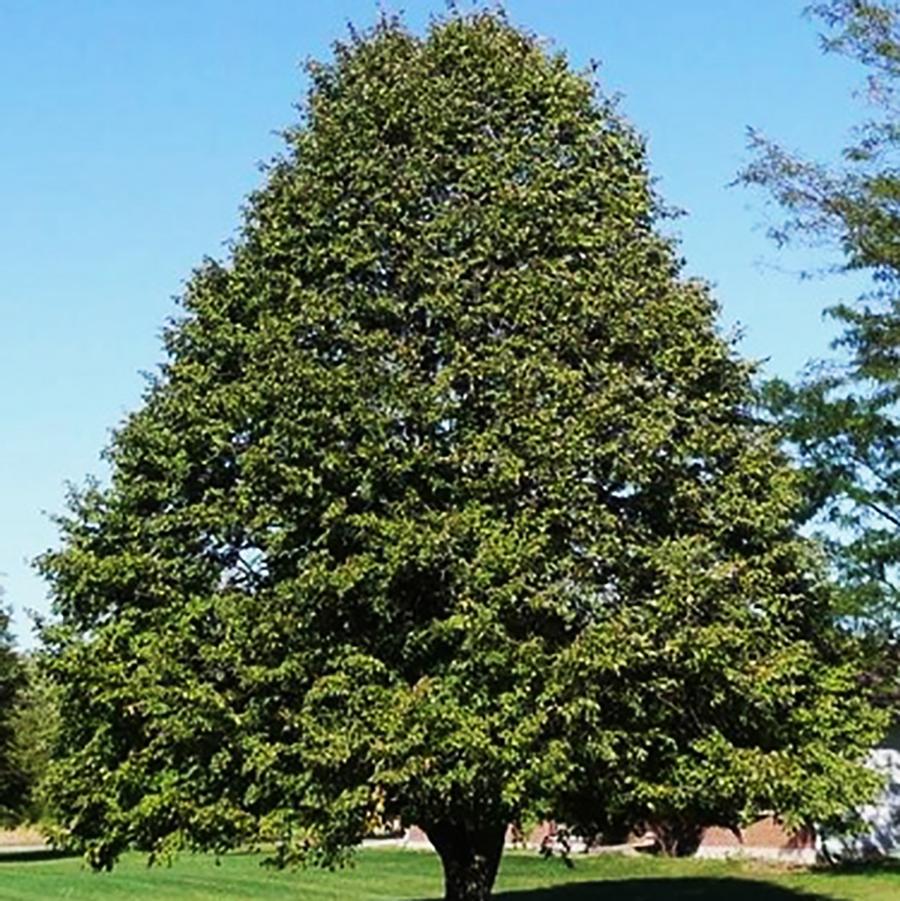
[[0, 846, 896, 899]]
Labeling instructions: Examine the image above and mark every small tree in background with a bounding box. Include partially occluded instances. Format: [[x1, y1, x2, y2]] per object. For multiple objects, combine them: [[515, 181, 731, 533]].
[[0, 598, 28, 824], [10, 655, 59, 824], [39, 11, 885, 900]]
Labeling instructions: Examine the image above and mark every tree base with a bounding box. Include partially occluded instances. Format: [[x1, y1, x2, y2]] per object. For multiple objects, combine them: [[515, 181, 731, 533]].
[[426, 820, 507, 901]]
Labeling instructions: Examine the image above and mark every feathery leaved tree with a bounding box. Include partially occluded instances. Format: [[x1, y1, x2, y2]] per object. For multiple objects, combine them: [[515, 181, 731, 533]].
[[743, 2, 900, 655], [39, 12, 885, 901]]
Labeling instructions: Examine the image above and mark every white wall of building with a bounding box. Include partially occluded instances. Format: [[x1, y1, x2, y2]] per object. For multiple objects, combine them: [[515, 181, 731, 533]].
[[820, 723, 900, 860]]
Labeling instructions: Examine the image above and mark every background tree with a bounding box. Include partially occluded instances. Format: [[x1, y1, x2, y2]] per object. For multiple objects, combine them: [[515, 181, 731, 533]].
[[38, 11, 884, 901], [0, 593, 29, 824], [10, 654, 60, 824], [742, 2, 900, 656]]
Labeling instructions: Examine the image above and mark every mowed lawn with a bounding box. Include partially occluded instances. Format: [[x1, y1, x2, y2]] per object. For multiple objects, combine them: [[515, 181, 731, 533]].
[[0, 847, 898, 900]]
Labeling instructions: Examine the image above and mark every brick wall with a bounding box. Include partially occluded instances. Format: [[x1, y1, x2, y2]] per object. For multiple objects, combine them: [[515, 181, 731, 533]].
[[696, 817, 816, 862]]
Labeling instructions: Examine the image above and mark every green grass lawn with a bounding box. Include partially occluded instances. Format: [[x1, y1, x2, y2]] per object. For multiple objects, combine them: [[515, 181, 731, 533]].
[[0, 847, 897, 900]]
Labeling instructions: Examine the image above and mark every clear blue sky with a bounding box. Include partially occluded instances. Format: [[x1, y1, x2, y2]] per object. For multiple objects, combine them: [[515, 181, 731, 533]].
[[0, 1, 866, 645]]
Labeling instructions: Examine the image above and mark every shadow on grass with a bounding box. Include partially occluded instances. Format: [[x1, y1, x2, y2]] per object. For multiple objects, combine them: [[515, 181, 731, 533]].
[[0, 848, 75, 863], [481, 878, 840, 900]]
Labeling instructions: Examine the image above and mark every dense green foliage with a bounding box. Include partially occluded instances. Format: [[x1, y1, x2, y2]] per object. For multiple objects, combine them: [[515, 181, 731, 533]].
[[38, 11, 885, 900], [743, 2, 900, 647]]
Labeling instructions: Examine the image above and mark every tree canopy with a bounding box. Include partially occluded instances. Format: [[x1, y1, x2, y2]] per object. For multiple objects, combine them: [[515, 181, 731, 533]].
[[39, 11, 885, 901]]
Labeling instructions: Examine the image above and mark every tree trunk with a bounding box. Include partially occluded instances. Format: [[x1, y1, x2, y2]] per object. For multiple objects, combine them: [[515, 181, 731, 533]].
[[653, 819, 702, 857], [425, 820, 507, 901]]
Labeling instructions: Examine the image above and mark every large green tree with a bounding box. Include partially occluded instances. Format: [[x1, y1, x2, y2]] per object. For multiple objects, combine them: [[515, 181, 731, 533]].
[[743, 2, 900, 651], [38, 12, 884, 901]]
